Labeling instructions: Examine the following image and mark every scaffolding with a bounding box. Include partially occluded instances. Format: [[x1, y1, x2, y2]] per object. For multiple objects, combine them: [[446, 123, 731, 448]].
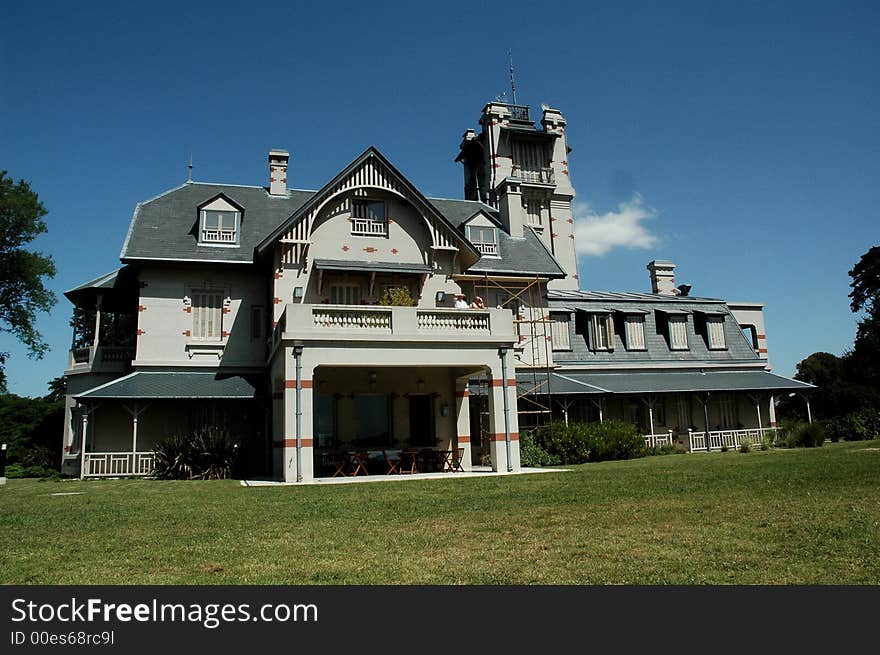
[[456, 274, 555, 463]]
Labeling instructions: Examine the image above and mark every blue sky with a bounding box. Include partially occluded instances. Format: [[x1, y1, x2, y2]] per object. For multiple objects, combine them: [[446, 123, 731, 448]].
[[1, 1, 878, 397]]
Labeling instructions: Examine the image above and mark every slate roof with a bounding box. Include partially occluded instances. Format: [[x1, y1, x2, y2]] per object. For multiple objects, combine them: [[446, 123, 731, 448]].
[[74, 371, 262, 399], [543, 370, 813, 394], [313, 259, 432, 274], [547, 291, 760, 365], [466, 226, 567, 278], [427, 198, 498, 228], [120, 182, 314, 263]]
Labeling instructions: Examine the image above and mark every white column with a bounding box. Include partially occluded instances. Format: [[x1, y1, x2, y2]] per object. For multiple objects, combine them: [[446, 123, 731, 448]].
[[79, 411, 89, 480], [455, 377, 473, 471]]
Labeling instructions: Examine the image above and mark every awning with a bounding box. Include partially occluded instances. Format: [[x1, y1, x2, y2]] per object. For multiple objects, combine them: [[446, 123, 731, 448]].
[[74, 372, 262, 400], [313, 259, 431, 275], [539, 370, 813, 394], [64, 265, 139, 313]]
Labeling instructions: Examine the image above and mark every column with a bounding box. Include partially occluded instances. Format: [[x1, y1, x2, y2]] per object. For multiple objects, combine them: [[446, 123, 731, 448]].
[[283, 346, 315, 482], [454, 377, 473, 472], [486, 353, 521, 473]]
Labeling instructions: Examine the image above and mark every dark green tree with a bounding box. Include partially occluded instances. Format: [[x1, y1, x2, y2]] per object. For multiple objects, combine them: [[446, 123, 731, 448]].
[[0, 171, 56, 391], [848, 245, 880, 388]]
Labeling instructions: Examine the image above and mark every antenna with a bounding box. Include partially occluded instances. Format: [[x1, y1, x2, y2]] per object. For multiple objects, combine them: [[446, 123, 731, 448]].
[[508, 49, 517, 105], [187, 151, 193, 182]]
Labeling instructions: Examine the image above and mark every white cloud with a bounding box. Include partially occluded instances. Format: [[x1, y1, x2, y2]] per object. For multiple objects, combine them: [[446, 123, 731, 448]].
[[573, 194, 660, 256]]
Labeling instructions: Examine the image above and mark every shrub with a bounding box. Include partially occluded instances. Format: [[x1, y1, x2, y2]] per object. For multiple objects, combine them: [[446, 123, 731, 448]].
[[825, 408, 880, 442], [739, 438, 751, 453], [720, 443, 729, 452], [519, 431, 561, 467], [378, 287, 415, 306], [528, 420, 644, 464], [151, 426, 240, 480], [645, 443, 678, 457], [780, 421, 825, 448]]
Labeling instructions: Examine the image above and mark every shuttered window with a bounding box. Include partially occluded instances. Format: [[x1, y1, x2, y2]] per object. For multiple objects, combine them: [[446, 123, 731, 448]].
[[330, 284, 362, 306], [550, 313, 571, 351], [192, 291, 223, 340], [668, 315, 689, 350], [624, 315, 646, 350], [590, 314, 614, 351], [707, 316, 726, 349]]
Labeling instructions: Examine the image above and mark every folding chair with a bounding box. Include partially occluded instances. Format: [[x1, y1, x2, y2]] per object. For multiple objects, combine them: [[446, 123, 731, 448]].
[[349, 451, 369, 476], [383, 450, 400, 474], [400, 449, 419, 474], [445, 447, 465, 473], [331, 453, 349, 477]]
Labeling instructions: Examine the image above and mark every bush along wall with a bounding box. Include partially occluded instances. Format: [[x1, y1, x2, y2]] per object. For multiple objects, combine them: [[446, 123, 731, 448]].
[[520, 420, 646, 466], [151, 426, 240, 480]]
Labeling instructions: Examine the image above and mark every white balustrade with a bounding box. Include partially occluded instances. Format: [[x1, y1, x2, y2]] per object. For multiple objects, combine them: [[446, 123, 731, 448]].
[[83, 452, 155, 477], [686, 428, 776, 452], [417, 310, 490, 332], [312, 307, 392, 330]]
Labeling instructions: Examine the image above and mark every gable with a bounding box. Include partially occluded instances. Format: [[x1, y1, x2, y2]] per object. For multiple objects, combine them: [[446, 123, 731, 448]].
[[257, 147, 481, 267]]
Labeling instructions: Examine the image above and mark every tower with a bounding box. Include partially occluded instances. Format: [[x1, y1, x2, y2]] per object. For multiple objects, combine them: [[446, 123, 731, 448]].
[[456, 102, 580, 290]]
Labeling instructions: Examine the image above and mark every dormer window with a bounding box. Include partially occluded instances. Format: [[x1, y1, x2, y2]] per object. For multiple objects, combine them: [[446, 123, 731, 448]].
[[351, 199, 387, 236], [197, 195, 243, 247], [467, 225, 498, 255], [624, 314, 647, 351], [201, 210, 239, 244], [668, 314, 689, 350], [706, 315, 727, 350], [589, 313, 614, 351]]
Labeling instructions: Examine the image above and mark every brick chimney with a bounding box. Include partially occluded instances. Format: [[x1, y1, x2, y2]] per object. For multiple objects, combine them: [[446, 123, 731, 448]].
[[268, 149, 289, 196], [647, 260, 677, 295]]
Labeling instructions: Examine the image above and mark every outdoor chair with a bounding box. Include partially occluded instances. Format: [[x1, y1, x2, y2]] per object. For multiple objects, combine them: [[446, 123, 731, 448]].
[[349, 451, 370, 476], [328, 453, 349, 477], [399, 449, 419, 474], [444, 447, 466, 473], [383, 450, 400, 474]]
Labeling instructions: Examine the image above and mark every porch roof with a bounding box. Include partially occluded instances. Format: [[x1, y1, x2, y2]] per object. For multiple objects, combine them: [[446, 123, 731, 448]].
[[516, 372, 607, 395], [74, 371, 261, 400], [312, 259, 432, 275], [537, 370, 814, 394]]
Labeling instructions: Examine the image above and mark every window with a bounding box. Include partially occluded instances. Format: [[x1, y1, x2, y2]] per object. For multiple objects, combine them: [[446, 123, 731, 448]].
[[467, 225, 498, 255], [550, 313, 571, 351], [706, 316, 726, 349], [741, 324, 758, 350], [192, 291, 224, 340], [523, 197, 543, 227], [676, 394, 691, 430], [668, 315, 689, 350], [200, 210, 239, 244], [315, 394, 337, 448], [250, 305, 263, 341], [351, 199, 387, 236], [329, 283, 362, 305], [590, 314, 614, 351], [624, 314, 646, 350]]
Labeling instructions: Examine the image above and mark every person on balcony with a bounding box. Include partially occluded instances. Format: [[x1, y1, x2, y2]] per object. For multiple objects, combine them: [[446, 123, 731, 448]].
[[470, 296, 485, 309], [454, 293, 469, 309]]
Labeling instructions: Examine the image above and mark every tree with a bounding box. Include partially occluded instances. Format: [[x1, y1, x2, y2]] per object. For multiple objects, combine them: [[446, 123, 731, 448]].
[[847, 246, 880, 389], [0, 171, 56, 391]]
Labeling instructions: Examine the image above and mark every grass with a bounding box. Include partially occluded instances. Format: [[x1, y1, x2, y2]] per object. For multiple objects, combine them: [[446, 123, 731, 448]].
[[1, 440, 879, 585]]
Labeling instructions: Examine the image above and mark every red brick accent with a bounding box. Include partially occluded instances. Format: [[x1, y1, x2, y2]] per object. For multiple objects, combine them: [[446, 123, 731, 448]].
[[137, 305, 146, 312], [273, 297, 282, 304], [489, 378, 516, 388], [342, 245, 350, 252], [363, 247, 377, 253], [493, 163, 501, 169], [222, 307, 230, 314], [274, 271, 283, 279], [281, 177, 287, 184], [491, 432, 519, 441], [457, 436, 471, 444], [390, 248, 398, 254], [455, 389, 470, 398], [756, 334, 766, 339], [550, 217, 556, 222], [183, 306, 192, 313], [569, 234, 575, 239], [770, 421, 777, 428], [387, 219, 394, 225], [136, 329, 145, 335], [273, 321, 278, 328], [221, 330, 229, 338], [273, 438, 314, 448], [758, 348, 768, 354], [573, 274, 579, 280], [182, 330, 191, 337], [284, 379, 313, 389], [552, 233, 558, 238], [567, 218, 574, 224]]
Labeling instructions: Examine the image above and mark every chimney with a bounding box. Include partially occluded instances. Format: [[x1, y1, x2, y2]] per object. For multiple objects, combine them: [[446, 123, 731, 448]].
[[268, 149, 289, 196], [647, 260, 677, 295]]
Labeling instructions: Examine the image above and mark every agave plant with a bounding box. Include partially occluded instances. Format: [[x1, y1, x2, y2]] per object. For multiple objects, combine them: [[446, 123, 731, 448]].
[[151, 427, 239, 480]]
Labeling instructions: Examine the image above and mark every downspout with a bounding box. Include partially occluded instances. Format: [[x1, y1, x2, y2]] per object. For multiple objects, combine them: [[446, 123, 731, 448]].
[[499, 347, 512, 472], [293, 345, 303, 482]]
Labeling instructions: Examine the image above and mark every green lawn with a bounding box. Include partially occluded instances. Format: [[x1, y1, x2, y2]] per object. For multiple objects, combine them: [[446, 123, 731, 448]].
[[2, 441, 879, 584]]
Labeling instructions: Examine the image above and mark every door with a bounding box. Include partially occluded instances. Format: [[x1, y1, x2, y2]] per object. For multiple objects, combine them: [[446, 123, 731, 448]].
[[408, 395, 434, 447]]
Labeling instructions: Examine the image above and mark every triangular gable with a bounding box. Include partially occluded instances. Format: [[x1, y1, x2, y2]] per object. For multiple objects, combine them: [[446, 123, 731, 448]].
[[461, 210, 504, 230], [256, 147, 481, 265]]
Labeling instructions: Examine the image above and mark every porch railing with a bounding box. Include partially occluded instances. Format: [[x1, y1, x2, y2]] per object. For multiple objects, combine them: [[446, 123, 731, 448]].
[[644, 430, 673, 449], [67, 344, 135, 372], [687, 427, 777, 452], [82, 451, 155, 478], [312, 307, 393, 330]]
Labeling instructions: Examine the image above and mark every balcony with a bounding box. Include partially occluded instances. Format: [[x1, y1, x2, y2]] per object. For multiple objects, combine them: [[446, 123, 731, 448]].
[[510, 164, 554, 185], [67, 345, 135, 374], [273, 304, 515, 347]]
